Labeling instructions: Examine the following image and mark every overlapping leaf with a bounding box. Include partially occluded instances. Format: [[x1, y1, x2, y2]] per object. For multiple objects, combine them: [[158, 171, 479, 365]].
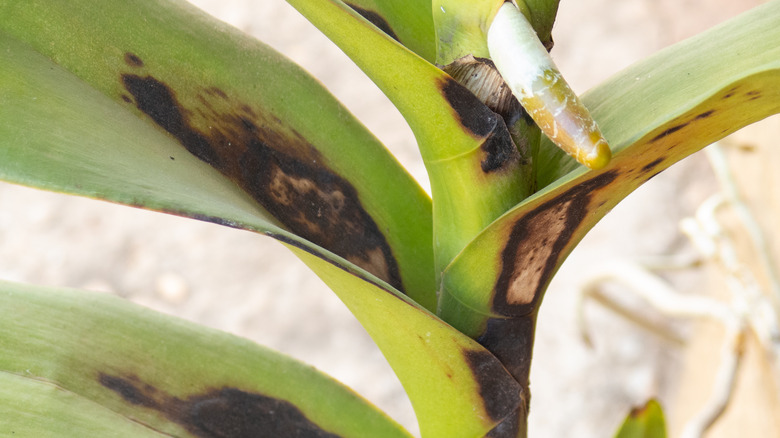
[[341, 0, 436, 62], [0, 1, 526, 436], [439, 0, 780, 384], [285, 0, 532, 278], [0, 280, 411, 438]]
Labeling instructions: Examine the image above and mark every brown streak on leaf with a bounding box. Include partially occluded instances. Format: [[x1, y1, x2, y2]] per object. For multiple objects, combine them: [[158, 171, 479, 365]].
[[120, 61, 403, 292], [99, 373, 342, 438], [463, 349, 523, 425], [124, 52, 144, 68], [439, 77, 522, 173], [344, 3, 399, 42], [492, 171, 619, 317]]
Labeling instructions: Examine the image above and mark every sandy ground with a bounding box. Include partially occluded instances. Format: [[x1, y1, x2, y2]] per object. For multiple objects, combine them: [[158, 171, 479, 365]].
[[0, 0, 772, 436]]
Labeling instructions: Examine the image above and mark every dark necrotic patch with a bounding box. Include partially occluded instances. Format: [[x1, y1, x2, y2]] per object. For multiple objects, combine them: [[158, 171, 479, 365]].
[[120, 70, 403, 292], [480, 118, 520, 173], [463, 349, 523, 423], [440, 77, 499, 138], [238, 131, 403, 290], [122, 74, 221, 167], [695, 109, 715, 120], [440, 77, 521, 172], [99, 373, 157, 408], [641, 157, 664, 174], [486, 408, 522, 438], [186, 388, 341, 438], [492, 170, 619, 317], [344, 3, 399, 41], [124, 52, 144, 67], [650, 122, 688, 143], [99, 373, 341, 438]]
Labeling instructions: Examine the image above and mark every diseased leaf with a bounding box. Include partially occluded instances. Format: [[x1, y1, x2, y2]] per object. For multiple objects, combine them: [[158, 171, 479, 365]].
[[286, 0, 532, 279], [438, 0, 780, 390], [0, 0, 435, 308], [0, 280, 412, 438], [342, 0, 436, 62], [287, 245, 525, 438], [613, 400, 667, 438]]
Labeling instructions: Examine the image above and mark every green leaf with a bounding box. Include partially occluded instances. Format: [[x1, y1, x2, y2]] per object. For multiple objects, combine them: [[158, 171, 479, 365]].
[[341, 0, 436, 62], [438, 0, 780, 386], [432, 0, 503, 65], [0, 0, 435, 309], [613, 400, 667, 438], [286, 0, 532, 277], [0, 280, 411, 438], [287, 245, 526, 438]]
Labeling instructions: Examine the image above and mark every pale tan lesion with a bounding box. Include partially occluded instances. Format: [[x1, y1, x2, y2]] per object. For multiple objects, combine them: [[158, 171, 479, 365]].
[[505, 199, 572, 306]]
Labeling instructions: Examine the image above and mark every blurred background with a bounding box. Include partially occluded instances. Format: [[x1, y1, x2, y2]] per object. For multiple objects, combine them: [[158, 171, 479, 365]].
[[1, 0, 778, 436]]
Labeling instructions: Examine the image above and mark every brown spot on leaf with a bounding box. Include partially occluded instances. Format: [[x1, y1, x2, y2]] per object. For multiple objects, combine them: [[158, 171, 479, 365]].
[[440, 77, 521, 173], [440, 77, 497, 138], [120, 62, 403, 291], [99, 373, 342, 438], [124, 52, 144, 68], [480, 118, 520, 173], [650, 123, 688, 143], [485, 408, 522, 438], [695, 109, 715, 120], [344, 3, 399, 41], [442, 55, 522, 126], [493, 171, 619, 317], [476, 316, 536, 392], [122, 74, 222, 167], [99, 374, 157, 408], [641, 158, 664, 174], [463, 350, 523, 424]]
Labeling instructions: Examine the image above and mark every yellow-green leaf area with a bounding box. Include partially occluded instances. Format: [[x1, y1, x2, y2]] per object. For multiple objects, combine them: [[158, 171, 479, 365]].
[[613, 400, 667, 438]]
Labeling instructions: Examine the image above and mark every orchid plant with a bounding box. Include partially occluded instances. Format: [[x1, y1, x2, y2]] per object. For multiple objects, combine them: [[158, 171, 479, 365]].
[[2, 0, 779, 437]]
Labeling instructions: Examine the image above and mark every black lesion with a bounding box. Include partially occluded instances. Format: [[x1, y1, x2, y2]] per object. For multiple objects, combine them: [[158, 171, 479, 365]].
[[344, 3, 399, 42], [440, 77, 522, 173], [441, 77, 498, 138], [238, 132, 403, 289], [490, 171, 619, 320], [695, 109, 715, 120], [122, 74, 223, 168], [464, 349, 523, 423], [640, 157, 664, 174], [99, 373, 342, 438], [120, 57, 404, 292], [480, 118, 519, 173]]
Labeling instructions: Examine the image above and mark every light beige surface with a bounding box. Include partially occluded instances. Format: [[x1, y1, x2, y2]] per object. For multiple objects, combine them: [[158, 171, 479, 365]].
[[0, 0, 773, 436]]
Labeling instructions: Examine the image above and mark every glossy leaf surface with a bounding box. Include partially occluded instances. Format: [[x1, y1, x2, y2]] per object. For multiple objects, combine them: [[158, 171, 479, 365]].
[[0, 280, 411, 437]]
